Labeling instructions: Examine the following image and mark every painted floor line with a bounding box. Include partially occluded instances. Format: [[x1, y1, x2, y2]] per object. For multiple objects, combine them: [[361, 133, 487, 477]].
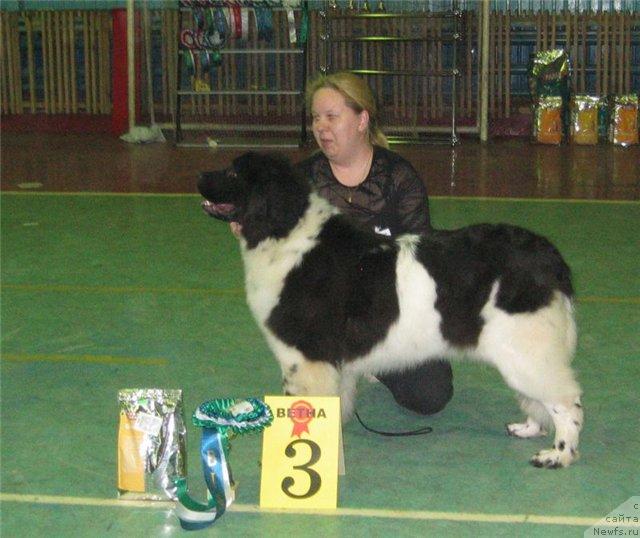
[[1, 190, 639, 205], [1, 284, 638, 305], [579, 296, 640, 305], [0, 283, 245, 296], [0, 353, 168, 366], [0, 492, 609, 528]]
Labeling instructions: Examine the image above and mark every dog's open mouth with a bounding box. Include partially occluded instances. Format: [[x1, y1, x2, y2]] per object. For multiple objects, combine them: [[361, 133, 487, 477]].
[[201, 199, 237, 221]]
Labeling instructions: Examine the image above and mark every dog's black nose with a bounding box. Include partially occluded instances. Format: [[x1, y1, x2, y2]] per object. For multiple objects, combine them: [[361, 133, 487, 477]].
[[197, 171, 217, 198]]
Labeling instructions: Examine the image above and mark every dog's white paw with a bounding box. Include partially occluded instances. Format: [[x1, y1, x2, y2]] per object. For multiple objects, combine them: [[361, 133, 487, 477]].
[[530, 447, 578, 469], [506, 419, 547, 439]]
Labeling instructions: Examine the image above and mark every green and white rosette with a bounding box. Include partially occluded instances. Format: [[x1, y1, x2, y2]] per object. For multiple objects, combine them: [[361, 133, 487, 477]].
[[175, 398, 273, 530]]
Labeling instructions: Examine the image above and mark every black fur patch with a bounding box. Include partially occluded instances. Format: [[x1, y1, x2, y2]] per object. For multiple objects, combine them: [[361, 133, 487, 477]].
[[416, 224, 573, 347], [200, 152, 574, 362], [267, 216, 400, 365]]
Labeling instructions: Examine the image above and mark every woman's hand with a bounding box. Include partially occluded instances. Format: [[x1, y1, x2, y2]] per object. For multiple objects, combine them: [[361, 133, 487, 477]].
[[230, 222, 243, 237]]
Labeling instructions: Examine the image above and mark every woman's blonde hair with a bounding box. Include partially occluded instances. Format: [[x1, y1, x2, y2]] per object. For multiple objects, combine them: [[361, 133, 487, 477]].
[[306, 71, 389, 149]]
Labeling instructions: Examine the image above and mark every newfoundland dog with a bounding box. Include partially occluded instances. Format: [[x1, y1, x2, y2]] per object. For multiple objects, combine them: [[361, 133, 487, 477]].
[[198, 152, 583, 469]]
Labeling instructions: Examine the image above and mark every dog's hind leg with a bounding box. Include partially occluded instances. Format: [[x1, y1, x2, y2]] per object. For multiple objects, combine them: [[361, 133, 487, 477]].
[[493, 348, 582, 468], [500, 365, 582, 468], [530, 397, 583, 469], [481, 292, 582, 468], [507, 397, 549, 438]]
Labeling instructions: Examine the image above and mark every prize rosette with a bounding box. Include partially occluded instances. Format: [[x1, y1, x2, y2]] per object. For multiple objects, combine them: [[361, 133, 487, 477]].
[[175, 398, 273, 530]]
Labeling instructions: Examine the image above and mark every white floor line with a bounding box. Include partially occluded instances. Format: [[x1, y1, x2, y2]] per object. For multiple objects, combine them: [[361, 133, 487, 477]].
[[0, 492, 605, 527]]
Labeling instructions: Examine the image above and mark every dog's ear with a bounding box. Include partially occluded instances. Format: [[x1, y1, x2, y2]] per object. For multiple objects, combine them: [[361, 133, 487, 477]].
[[233, 152, 290, 185], [240, 154, 310, 248]]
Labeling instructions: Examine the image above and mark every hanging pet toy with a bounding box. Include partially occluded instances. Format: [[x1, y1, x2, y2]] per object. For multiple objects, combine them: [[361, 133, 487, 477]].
[[175, 398, 273, 530]]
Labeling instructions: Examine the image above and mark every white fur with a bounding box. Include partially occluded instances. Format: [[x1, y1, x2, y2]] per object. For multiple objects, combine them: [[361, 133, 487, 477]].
[[241, 196, 583, 468], [242, 194, 338, 324]]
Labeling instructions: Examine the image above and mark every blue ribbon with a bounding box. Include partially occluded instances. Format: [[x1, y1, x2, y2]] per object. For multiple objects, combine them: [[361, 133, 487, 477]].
[[254, 6, 274, 43], [175, 429, 233, 530], [174, 398, 272, 530], [213, 8, 228, 43]]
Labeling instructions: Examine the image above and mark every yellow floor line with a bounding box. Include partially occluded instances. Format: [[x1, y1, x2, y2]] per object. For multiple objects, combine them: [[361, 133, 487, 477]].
[[0, 493, 609, 527], [579, 296, 640, 304], [0, 191, 195, 198], [1, 284, 637, 304], [2, 191, 639, 205], [0, 353, 168, 366], [0, 283, 244, 296]]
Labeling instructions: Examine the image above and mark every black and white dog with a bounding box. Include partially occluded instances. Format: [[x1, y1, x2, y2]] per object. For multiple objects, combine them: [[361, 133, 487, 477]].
[[198, 152, 583, 469]]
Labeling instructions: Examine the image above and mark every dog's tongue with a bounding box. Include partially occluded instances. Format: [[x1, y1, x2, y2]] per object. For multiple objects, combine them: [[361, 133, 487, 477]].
[[201, 200, 235, 217]]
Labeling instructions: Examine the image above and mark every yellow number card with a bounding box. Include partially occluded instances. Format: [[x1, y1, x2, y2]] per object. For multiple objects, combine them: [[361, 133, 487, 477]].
[[260, 395, 341, 509]]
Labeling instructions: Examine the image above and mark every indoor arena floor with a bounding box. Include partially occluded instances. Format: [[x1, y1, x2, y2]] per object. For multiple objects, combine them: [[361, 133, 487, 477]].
[[1, 133, 639, 537]]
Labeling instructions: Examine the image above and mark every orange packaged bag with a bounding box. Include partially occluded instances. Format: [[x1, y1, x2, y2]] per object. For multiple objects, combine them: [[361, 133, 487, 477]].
[[117, 389, 186, 500], [570, 95, 600, 145], [534, 96, 563, 144], [609, 95, 639, 146]]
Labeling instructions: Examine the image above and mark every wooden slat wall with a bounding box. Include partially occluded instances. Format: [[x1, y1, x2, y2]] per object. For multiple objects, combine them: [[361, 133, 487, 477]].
[[1, 8, 637, 126], [488, 10, 638, 119], [0, 10, 110, 115], [531, 11, 640, 95]]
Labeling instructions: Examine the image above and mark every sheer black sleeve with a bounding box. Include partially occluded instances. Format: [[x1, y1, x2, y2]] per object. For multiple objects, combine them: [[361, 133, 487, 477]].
[[392, 159, 431, 234], [295, 148, 431, 237]]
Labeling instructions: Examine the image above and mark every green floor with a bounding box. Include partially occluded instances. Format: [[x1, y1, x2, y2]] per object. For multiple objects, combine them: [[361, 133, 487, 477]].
[[1, 193, 639, 537]]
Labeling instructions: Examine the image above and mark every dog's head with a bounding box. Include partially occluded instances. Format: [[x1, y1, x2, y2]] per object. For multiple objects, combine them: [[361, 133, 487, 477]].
[[198, 152, 311, 248]]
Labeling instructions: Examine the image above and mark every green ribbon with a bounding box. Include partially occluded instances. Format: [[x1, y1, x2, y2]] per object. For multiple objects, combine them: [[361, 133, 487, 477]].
[[175, 398, 273, 530]]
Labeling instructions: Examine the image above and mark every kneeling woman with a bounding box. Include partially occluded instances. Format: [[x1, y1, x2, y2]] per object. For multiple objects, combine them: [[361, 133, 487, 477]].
[[297, 71, 453, 416]]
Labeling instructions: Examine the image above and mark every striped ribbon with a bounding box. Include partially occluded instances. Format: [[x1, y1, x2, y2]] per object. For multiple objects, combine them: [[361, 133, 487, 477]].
[[241, 8, 249, 41], [286, 7, 297, 44], [255, 6, 274, 42], [174, 398, 273, 530], [175, 429, 233, 530], [232, 5, 242, 39], [213, 8, 227, 43]]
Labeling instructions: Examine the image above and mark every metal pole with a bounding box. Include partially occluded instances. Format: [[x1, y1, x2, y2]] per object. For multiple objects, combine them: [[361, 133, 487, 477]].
[[451, 0, 459, 146], [175, 5, 183, 143], [479, 0, 490, 142]]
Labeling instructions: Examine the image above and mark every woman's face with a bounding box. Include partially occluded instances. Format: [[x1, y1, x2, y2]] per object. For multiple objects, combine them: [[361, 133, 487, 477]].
[[311, 87, 369, 163]]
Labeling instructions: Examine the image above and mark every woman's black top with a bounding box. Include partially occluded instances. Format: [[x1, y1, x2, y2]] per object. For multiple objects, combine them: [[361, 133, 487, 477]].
[[296, 146, 431, 237]]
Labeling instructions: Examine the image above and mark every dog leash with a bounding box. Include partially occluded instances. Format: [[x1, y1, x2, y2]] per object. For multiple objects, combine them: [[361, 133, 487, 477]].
[[354, 410, 433, 437]]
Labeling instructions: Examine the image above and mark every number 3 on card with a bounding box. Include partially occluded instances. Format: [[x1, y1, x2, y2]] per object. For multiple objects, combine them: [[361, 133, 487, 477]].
[[260, 396, 341, 509]]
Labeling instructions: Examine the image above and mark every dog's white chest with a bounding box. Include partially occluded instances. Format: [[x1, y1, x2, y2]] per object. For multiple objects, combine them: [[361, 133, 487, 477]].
[[241, 197, 335, 324], [243, 246, 299, 323]]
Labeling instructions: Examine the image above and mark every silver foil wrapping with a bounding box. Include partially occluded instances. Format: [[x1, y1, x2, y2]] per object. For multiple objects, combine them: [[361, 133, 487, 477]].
[[117, 388, 186, 500]]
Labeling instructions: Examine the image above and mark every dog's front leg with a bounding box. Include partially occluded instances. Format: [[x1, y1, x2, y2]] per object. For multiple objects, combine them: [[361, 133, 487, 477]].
[[282, 361, 357, 424], [267, 338, 349, 420], [273, 341, 341, 395], [281, 359, 341, 397], [338, 367, 358, 423]]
